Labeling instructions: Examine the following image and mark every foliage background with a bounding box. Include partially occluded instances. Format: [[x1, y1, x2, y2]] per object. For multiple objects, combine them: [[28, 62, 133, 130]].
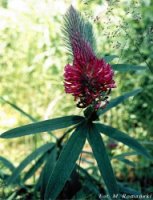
[[0, 0, 153, 197]]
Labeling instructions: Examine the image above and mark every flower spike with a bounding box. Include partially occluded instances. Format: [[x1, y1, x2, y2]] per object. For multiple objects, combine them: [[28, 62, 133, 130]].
[[63, 5, 96, 60], [63, 6, 116, 110]]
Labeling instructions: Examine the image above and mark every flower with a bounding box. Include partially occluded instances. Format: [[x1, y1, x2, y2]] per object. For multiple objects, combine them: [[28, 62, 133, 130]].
[[64, 39, 115, 109], [63, 6, 116, 109]]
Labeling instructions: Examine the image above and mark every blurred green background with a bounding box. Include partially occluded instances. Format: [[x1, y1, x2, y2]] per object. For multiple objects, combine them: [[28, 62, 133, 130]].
[[0, 0, 153, 195]]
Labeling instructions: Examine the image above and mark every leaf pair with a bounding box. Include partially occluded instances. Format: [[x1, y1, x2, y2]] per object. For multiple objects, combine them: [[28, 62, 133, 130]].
[[43, 122, 118, 199], [44, 121, 151, 199], [43, 122, 117, 200]]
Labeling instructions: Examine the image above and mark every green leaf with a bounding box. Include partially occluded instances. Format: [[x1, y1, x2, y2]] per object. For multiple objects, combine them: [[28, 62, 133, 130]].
[[118, 182, 141, 195], [116, 158, 135, 167], [104, 55, 118, 63], [82, 179, 100, 196], [0, 97, 36, 122], [7, 191, 18, 200], [87, 124, 119, 199], [112, 152, 139, 167], [0, 116, 84, 138], [7, 143, 55, 184], [34, 168, 44, 191], [113, 152, 139, 159], [75, 189, 87, 199], [0, 97, 57, 139], [0, 170, 9, 180], [44, 123, 87, 200], [96, 123, 151, 159], [112, 64, 147, 72], [77, 165, 97, 183], [41, 148, 57, 198], [97, 89, 142, 116], [22, 152, 48, 182], [0, 156, 15, 172]]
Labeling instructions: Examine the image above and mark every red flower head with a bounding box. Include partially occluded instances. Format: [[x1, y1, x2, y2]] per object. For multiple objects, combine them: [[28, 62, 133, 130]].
[[63, 6, 116, 110]]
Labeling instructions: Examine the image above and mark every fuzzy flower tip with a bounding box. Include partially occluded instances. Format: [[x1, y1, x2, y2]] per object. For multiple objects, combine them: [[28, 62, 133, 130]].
[[64, 42, 115, 109]]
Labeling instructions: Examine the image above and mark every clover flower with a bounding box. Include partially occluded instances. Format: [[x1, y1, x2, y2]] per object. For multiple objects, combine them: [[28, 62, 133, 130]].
[[63, 6, 115, 109]]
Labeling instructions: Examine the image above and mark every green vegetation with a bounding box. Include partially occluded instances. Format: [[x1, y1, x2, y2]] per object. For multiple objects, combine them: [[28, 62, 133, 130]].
[[0, 0, 152, 199]]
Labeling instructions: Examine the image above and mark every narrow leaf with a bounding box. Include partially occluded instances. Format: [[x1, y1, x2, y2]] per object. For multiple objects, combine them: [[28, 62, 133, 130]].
[[0, 116, 84, 138], [22, 151, 49, 182], [112, 152, 139, 167], [41, 148, 57, 198], [113, 152, 139, 159], [97, 89, 142, 116], [118, 182, 141, 195], [44, 123, 87, 200], [77, 165, 97, 184], [115, 158, 135, 167], [0, 97, 36, 122], [34, 168, 44, 191], [112, 64, 147, 72], [96, 123, 151, 159], [7, 191, 18, 200], [7, 143, 54, 184], [88, 124, 119, 199], [0, 171, 10, 180], [83, 179, 100, 196], [0, 97, 57, 139], [0, 156, 15, 172]]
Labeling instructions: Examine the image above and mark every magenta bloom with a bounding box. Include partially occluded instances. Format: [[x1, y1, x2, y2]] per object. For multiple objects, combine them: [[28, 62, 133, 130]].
[[64, 40, 115, 109], [63, 6, 116, 109]]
